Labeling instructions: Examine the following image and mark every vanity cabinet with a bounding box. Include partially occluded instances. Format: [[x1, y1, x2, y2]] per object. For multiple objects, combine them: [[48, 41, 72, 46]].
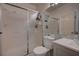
[[53, 38, 79, 56], [53, 43, 79, 56]]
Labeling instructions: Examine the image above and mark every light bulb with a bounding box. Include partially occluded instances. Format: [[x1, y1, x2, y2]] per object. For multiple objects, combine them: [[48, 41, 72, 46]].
[[54, 3, 58, 5]]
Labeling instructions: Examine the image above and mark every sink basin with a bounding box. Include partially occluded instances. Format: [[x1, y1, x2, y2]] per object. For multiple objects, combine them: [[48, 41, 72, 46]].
[[44, 34, 62, 40], [44, 36, 55, 40]]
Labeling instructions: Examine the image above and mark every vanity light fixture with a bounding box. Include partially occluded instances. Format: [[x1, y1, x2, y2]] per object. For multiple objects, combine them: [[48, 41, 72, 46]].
[[50, 3, 58, 6]]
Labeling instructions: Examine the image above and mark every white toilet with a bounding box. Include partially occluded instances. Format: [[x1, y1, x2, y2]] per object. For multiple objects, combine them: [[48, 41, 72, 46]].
[[33, 36, 56, 56]]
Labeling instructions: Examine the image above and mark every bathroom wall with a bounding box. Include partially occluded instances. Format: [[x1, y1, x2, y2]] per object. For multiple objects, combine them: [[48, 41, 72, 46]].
[[48, 4, 77, 36]]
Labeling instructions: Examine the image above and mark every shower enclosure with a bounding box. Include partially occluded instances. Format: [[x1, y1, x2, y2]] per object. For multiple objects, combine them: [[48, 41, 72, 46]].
[[0, 4, 42, 56], [1, 4, 28, 55]]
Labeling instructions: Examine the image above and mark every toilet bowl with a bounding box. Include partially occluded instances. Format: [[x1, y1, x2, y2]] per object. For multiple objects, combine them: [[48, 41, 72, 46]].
[[33, 46, 49, 56], [33, 36, 56, 56]]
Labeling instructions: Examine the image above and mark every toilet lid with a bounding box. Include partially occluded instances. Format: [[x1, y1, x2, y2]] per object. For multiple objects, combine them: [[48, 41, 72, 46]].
[[33, 46, 49, 54]]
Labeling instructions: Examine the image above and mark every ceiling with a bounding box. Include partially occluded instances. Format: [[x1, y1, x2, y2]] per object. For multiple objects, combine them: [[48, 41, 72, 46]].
[[30, 3, 49, 6], [30, 3, 64, 12], [9, 3, 64, 12], [30, 3, 50, 11]]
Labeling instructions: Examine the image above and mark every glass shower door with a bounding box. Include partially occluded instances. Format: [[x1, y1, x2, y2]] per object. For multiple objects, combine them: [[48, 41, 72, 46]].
[[1, 4, 28, 56]]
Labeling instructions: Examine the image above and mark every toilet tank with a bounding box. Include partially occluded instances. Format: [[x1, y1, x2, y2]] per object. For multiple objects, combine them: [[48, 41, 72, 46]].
[[43, 36, 55, 49]]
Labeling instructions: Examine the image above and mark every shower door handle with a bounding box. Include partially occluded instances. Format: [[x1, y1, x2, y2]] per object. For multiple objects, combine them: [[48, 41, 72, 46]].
[[0, 32, 2, 34]]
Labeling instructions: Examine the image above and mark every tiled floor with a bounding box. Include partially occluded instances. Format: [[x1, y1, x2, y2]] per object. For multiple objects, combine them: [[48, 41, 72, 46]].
[[25, 52, 35, 56]]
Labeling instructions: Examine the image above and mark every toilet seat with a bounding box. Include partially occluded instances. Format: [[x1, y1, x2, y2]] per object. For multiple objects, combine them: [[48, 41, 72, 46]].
[[33, 46, 49, 55]]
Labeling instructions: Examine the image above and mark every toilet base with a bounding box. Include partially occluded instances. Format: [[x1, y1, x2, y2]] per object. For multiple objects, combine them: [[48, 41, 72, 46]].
[[33, 46, 50, 56], [33, 51, 50, 56]]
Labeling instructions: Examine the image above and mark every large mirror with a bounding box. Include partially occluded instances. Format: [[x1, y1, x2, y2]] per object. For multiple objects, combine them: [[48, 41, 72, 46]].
[[42, 13, 59, 38], [42, 3, 76, 38]]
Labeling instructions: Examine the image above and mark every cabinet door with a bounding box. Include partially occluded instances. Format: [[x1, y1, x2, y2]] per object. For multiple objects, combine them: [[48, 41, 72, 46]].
[[1, 4, 27, 56], [53, 44, 79, 56]]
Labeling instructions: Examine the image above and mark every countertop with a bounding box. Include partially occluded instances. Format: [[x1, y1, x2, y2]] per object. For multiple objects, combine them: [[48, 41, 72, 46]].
[[53, 38, 79, 53]]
